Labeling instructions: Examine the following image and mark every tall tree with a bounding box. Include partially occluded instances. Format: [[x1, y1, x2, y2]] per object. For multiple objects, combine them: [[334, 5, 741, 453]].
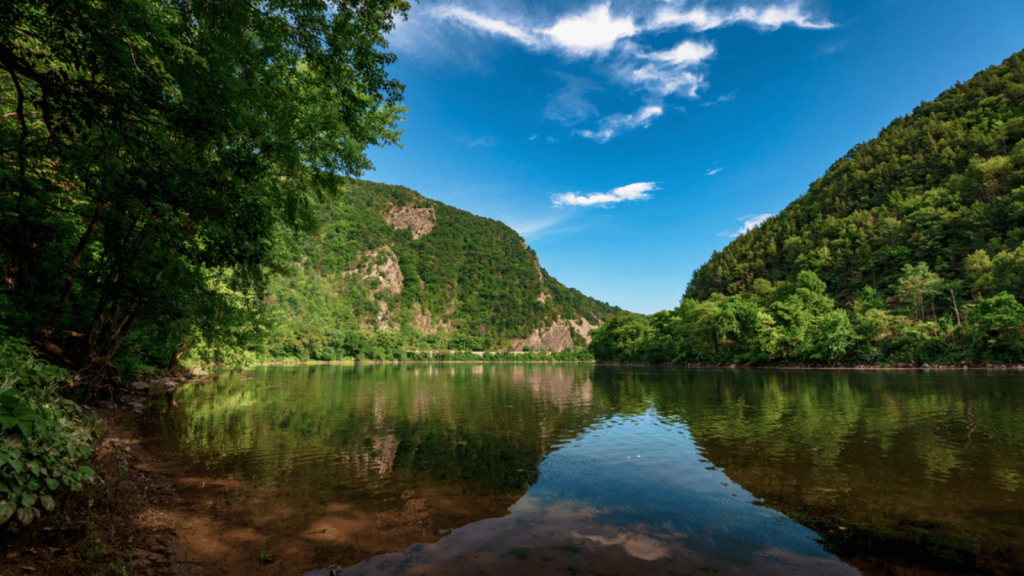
[[0, 0, 408, 387]]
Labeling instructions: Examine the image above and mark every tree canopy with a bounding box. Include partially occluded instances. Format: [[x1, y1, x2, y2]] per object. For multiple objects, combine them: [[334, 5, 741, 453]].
[[1, 0, 409, 387]]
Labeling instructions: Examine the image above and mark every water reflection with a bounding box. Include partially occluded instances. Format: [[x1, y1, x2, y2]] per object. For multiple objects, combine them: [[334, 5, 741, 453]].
[[145, 365, 1024, 574], [307, 408, 856, 575]]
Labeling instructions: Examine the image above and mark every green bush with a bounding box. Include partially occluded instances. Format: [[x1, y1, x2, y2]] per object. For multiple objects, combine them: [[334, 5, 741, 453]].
[[0, 339, 98, 527]]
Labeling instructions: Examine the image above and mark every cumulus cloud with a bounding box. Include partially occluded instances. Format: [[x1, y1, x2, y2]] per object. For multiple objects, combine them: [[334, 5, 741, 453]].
[[573, 105, 663, 143], [718, 213, 773, 236], [553, 181, 658, 207], [706, 167, 724, 176], [543, 3, 638, 57], [544, 74, 602, 126]]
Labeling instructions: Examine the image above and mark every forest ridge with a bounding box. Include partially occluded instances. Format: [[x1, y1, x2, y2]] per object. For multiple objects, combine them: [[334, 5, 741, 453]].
[[589, 49, 1024, 365]]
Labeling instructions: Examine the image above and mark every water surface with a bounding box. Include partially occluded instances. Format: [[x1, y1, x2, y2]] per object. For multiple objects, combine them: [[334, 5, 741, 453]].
[[142, 365, 1024, 575]]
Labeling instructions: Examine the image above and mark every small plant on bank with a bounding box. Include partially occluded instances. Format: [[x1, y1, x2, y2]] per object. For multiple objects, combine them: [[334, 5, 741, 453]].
[[0, 338, 99, 527], [258, 549, 273, 564]]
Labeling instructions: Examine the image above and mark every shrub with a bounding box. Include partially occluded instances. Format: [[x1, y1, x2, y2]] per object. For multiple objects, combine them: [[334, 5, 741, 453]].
[[0, 339, 99, 527]]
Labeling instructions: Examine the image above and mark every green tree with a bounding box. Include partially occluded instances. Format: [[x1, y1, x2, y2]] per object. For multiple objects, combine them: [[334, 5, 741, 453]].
[[0, 0, 409, 381], [895, 263, 941, 319]]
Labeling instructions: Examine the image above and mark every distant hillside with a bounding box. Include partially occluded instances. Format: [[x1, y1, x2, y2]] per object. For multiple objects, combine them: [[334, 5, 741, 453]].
[[590, 50, 1024, 366], [263, 180, 621, 360], [686, 50, 1024, 305]]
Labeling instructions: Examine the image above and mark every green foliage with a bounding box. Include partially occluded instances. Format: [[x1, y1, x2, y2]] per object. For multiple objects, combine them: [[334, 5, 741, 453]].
[[685, 51, 1024, 309], [0, 0, 408, 376], [0, 338, 98, 527], [258, 180, 622, 361], [591, 271, 1024, 365]]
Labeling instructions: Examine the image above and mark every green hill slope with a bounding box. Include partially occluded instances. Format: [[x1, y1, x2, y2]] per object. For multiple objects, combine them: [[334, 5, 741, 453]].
[[686, 51, 1024, 304], [590, 50, 1024, 366], [263, 180, 620, 360]]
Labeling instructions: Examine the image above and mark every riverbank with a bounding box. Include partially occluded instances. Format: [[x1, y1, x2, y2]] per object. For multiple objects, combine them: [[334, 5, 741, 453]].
[[601, 361, 1024, 371]]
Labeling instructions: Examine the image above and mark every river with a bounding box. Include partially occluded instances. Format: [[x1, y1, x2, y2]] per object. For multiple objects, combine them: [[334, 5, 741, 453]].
[[139, 364, 1024, 575]]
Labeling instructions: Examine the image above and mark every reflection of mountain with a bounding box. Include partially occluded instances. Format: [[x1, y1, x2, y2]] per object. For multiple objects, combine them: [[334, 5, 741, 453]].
[[145, 363, 610, 532], [306, 387, 859, 576], [510, 364, 593, 408], [618, 369, 1024, 575], [142, 364, 623, 575], [148, 366, 1024, 575]]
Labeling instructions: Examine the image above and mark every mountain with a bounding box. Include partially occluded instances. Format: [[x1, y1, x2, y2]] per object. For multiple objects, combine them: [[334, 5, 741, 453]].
[[589, 50, 1024, 366], [263, 180, 621, 360], [685, 50, 1024, 305]]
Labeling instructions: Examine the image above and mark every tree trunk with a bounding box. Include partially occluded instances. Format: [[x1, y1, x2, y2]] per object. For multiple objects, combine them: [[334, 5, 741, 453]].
[[47, 201, 106, 333]]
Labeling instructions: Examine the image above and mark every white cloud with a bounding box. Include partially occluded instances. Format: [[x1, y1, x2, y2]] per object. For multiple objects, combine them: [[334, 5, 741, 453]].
[[413, 2, 834, 137], [701, 92, 736, 107], [544, 74, 601, 126], [528, 134, 538, 141], [706, 167, 724, 176], [429, 2, 640, 57], [573, 105, 663, 143], [652, 2, 834, 32], [619, 39, 714, 97], [648, 39, 717, 66], [431, 5, 540, 48], [553, 181, 658, 207], [718, 213, 773, 236], [542, 3, 637, 57]]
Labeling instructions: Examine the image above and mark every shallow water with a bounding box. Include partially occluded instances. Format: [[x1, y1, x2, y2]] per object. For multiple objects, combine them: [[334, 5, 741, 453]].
[[143, 365, 1024, 574]]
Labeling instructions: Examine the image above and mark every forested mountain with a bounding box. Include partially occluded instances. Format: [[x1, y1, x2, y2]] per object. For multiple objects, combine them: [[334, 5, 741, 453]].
[[590, 50, 1024, 365], [686, 51, 1024, 304], [261, 180, 620, 360]]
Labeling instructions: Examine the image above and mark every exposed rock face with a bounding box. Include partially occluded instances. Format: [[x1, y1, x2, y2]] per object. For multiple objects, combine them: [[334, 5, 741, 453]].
[[511, 365, 594, 405], [410, 303, 451, 335], [568, 317, 597, 340], [353, 247, 403, 297], [346, 247, 403, 329], [384, 205, 436, 239], [507, 317, 600, 352]]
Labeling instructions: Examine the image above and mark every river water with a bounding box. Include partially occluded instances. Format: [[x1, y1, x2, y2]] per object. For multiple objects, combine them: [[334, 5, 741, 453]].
[[141, 364, 1024, 575]]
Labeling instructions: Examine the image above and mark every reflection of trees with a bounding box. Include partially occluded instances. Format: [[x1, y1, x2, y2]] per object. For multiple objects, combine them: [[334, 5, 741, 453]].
[[584, 368, 1024, 571], [148, 363, 607, 497]]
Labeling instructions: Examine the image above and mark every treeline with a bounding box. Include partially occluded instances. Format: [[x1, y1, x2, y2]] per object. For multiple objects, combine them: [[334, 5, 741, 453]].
[[256, 180, 619, 362], [592, 50, 1024, 366], [590, 270, 1023, 364]]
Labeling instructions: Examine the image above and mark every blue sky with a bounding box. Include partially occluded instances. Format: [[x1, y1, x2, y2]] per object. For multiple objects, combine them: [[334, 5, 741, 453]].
[[364, 0, 1024, 314]]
